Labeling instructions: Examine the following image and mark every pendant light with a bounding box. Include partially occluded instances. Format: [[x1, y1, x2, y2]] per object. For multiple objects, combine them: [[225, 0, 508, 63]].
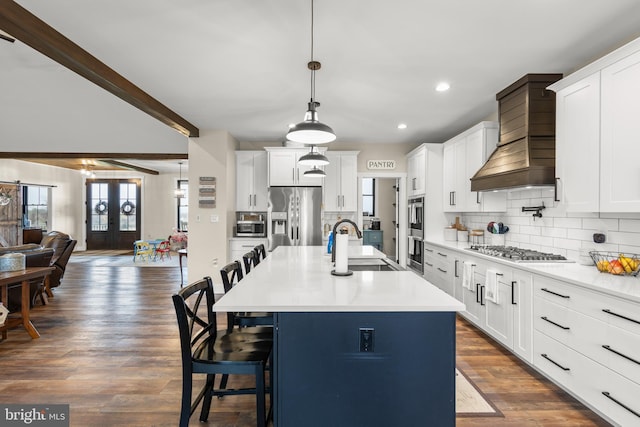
[[304, 165, 326, 178], [286, 0, 336, 144], [174, 162, 186, 198], [298, 145, 329, 167]]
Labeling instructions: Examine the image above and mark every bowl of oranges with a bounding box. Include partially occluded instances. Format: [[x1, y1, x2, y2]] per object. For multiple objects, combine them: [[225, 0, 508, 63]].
[[589, 252, 640, 276]]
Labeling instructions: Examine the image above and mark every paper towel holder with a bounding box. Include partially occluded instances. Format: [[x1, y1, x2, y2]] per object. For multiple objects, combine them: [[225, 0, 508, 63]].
[[331, 219, 363, 276]]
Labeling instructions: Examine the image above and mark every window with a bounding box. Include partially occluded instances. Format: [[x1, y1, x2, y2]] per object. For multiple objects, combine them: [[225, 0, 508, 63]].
[[177, 180, 189, 231], [22, 186, 50, 229], [362, 178, 375, 216]]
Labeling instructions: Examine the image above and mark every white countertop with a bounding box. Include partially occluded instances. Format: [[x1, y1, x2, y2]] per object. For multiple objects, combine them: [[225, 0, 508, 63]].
[[214, 245, 465, 312], [425, 238, 640, 303]]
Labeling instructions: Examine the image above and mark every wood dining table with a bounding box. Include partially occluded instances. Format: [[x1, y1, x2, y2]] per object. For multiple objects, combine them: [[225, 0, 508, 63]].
[[0, 266, 54, 340]]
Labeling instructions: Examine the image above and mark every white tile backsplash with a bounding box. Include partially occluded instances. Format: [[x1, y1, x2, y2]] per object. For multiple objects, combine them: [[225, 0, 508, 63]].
[[461, 189, 640, 261]]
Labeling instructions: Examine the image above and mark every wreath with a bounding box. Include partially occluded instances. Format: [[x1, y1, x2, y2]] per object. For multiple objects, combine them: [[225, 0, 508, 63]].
[[94, 200, 108, 215], [121, 200, 135, 215]]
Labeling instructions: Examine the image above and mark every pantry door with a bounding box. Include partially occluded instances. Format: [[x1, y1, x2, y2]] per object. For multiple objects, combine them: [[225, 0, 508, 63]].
[[86, 179, 141, 250]]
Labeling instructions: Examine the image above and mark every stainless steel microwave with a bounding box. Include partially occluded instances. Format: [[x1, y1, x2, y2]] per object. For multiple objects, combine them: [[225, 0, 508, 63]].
[[235, 212, 266, 237]]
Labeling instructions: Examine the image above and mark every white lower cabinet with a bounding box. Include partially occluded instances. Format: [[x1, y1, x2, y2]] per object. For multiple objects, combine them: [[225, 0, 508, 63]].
[[533, 274, 640, 426], [228, 238, 267, 264], [511, 270, 534, 363], [423, 244, 454, 296]]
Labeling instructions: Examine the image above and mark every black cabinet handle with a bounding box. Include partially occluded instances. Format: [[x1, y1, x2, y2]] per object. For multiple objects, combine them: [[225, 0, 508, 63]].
[[602, 309, 640, 325], [554, 177, 560, 202], [541, 316, 570, 330], [541, 353, 570, 371], [425, 248, 434, 253], [454, 260, 459, 278], [602, 392, 640, 418], [476, 283, 481, 303], [602, 345, 640, 365], [437, 267, 447, 274], [511, 281, 517, 305], [437, 252, 447, 257], [480, 285, 485, 306], [541, 287, 571, 299], [425, 261, 433, 267]]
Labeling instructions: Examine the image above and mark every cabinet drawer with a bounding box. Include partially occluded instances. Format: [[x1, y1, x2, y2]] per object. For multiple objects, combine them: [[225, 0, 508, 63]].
[[535, 276, 640, 337], [535, 330, 640, 426], [533, 330, 577, 390]]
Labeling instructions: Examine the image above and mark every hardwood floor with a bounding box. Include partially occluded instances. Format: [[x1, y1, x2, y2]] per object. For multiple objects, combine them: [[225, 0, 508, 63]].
[[0, 259, 611, 426]]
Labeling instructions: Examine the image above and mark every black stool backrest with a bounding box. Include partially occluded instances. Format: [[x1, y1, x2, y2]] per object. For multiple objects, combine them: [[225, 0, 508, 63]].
[[254, 244, 266, 264], [220, 261, 244, 293], [242, 250, 257, 275]]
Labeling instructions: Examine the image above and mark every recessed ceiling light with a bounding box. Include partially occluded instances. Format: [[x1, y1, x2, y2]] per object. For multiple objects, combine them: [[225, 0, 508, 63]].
[[435, 82, 450, 92], [397, 123, 407, 130]]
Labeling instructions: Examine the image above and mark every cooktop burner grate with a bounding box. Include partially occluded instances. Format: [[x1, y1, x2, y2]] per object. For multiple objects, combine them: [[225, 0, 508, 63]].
[[466, 245, 572, 263]]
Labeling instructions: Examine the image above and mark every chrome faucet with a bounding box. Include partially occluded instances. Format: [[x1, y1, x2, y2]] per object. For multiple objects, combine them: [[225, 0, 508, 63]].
[[331, 219, 363, 263]]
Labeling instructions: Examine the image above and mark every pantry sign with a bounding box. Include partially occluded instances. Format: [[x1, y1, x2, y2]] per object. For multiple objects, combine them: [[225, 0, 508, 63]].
[[367, 160, 396, 170]]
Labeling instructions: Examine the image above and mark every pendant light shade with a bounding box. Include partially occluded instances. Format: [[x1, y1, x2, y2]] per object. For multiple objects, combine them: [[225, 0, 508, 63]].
[[303, 166, 326, 178], [286, 0, 336, 144], [298, 145, 329, 166], [287, 102, 336, 144], [175, 162, 186, 198]]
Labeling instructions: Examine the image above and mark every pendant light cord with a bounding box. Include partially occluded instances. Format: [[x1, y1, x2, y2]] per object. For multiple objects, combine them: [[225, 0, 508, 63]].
[[310, 0, 315, 102]]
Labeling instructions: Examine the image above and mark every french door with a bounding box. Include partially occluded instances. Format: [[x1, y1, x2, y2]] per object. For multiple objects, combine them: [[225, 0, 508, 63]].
[[86, 179, 141, 250]]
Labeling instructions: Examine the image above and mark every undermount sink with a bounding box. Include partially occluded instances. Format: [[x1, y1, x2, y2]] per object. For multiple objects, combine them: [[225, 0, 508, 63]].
[[347, 258, 403, 272]]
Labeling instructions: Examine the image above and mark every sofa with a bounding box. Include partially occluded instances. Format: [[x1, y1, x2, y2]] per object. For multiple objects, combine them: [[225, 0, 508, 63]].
[[0, 231, 77, 309], [39, 231, 77, 291], [1, 245, 54, 311]]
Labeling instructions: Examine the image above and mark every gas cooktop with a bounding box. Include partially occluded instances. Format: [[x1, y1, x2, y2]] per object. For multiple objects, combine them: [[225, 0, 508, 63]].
[[466, 245, 573, 263]]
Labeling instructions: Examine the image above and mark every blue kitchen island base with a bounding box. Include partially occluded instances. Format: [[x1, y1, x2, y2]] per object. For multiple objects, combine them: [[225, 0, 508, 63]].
[[274, 311, 456, 427]]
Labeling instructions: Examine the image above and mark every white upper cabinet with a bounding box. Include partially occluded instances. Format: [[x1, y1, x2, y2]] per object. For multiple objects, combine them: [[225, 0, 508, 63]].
[[266, 147, 323, 187], [407, 147, 426, 197], [600, 50, 640, 212], [555, 72, 601, 212], [443, 122, 506, 212], [236, 151, 268, 211], [324, 151, 358, 212], [406, 143, 448, 239], [551, 37, 640, 212]]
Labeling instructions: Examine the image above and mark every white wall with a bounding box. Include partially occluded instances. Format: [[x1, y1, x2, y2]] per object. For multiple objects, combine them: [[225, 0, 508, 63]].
[[461, 187, 640, 261], [187, 130, 238, 292], [0, 159, 186, 250], [0, 159, 84, 245]]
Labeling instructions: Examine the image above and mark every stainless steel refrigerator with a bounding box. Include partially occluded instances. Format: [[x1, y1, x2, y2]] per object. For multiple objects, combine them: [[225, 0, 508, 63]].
[[267, 187, 322, 251]]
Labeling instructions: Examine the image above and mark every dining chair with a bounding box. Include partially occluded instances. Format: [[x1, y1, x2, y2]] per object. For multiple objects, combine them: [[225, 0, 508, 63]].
[[155, 240, 171, 261], [220, 261, 273, 330], [133, 240, 153, 262], [172, 276, 272, 427]]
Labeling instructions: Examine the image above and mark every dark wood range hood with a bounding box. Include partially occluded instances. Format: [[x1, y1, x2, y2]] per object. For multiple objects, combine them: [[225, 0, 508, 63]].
[[471, 74, 563, 192]]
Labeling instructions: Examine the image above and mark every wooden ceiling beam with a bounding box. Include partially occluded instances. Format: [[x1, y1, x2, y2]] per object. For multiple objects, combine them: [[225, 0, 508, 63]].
[[0, 0, 199, 138], [99, 159, 159, 175], [0, 152, 187, 160]]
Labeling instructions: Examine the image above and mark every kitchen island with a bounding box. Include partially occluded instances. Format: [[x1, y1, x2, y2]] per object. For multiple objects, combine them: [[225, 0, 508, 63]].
[[214, 245, 464, 427]]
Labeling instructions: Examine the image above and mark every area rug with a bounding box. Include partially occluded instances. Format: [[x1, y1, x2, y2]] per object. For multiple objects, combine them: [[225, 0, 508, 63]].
[[456, 367, 502, 417], [69, 253, 181, 268]]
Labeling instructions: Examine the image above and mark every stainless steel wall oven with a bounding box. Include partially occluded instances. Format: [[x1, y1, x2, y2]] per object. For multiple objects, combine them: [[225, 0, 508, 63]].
[[407, 197, 424, 273]]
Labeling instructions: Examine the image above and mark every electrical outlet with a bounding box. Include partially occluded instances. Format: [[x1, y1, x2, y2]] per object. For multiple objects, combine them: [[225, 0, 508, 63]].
[[359, 328, 374, 352], [212, 258, 218, 267], [210, 214, 219, 223]]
